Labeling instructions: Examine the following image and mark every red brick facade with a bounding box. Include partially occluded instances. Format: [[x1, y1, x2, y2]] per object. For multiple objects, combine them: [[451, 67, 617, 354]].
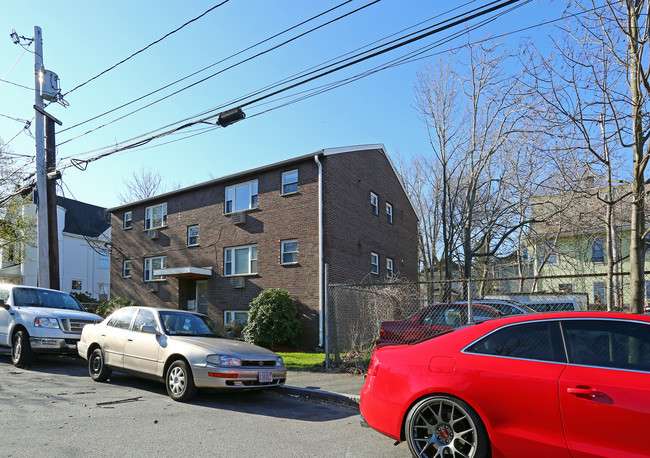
[[109, 146, 417, 347]]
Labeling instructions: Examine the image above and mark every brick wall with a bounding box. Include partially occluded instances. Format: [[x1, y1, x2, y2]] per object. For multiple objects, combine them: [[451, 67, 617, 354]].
[[110, 147, 419, 347], [110, 159, 321, 346], [322, 148, 418, 284]]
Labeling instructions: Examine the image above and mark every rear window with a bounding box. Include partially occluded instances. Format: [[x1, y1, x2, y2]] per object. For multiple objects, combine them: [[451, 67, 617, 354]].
[[466, 321, 565, 363]]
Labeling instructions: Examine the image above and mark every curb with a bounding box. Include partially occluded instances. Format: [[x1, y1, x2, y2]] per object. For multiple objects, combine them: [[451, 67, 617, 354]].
[[278, 385, 360, 409]]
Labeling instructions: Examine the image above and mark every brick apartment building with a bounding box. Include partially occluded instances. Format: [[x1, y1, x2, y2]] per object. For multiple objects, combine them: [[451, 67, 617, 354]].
[[107, 144, 418, 347]]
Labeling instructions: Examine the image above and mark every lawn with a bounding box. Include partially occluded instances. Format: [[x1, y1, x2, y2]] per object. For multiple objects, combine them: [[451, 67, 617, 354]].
[[277, 352, 326, 371]]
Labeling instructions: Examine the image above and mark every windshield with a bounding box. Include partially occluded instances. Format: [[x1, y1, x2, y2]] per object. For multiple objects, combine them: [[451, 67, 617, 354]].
[[159, 311, 229, 337], [13, 287, 85, 311]]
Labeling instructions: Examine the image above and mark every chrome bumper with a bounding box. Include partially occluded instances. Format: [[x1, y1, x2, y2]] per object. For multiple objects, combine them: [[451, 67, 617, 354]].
[[30, 337, 78, 353]]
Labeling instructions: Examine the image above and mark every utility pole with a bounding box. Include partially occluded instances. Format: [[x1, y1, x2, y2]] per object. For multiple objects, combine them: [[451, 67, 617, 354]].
[[45, 114, 62, 291], [32, 25, 62, 290], [33, 26, 49, 289]]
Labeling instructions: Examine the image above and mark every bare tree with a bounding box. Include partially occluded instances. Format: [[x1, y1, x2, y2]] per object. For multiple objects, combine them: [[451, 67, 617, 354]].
[[523, 1, 649, 312], [117, 166, 177, 204]]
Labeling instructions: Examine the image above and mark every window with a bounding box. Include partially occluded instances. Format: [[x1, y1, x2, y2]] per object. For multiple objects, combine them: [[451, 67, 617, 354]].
[[224, 310, 249, 327], [282, 170, 298, 194], [386, 257, 394, 278], [107, 307, 137, 330], [371, 252, 379, 275], [225, 180, 258, 213], [224, 245, 257, 276], [98, 283, 108, 301], [537, 242, 558, 265], [558, 283, 573, 293], [133, 309, 159, 332], [123, 260, 132, 278], [593, 282, 605, 306], [71, 280, 82, 290], [281, 239, 298, 265], [562, 319, 650, 371], [592, 238, 605, 263], [187, 225, 199, 246], [123, 211, 132, 229], [386, 202, 393, 223], [466, 321, 565, 363], [145, 203, 167, 230], [144, 256, 167, 281], [99, 251, 109, 269], [370, 192, 378, 215]]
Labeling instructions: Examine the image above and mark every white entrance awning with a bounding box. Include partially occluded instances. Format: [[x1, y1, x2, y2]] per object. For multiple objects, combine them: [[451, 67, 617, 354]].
[[154, 266, 213, 279]]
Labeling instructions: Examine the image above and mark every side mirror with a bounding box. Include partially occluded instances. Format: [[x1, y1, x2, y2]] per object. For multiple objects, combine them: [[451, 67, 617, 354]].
[[0, 299, 9, 310], [141, 325, 161, 335]]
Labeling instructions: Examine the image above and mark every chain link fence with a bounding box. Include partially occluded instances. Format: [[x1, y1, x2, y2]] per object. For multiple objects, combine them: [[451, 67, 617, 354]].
[[325, 272, 646, 366]]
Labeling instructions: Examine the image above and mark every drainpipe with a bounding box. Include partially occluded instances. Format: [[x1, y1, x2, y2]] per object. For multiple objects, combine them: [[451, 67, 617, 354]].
[[314, 155, 324, 347]]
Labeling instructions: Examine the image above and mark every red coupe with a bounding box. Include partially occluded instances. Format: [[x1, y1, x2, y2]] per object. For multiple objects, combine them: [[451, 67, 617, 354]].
[[361, 312, 650, 457]]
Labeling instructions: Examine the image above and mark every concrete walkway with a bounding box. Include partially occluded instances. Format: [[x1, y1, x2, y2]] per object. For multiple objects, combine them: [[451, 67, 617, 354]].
[[279, 370, 366, 408]]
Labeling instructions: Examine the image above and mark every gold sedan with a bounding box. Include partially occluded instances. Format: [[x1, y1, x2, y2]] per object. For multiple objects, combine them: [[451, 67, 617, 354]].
[[78, 306, 287, 401]]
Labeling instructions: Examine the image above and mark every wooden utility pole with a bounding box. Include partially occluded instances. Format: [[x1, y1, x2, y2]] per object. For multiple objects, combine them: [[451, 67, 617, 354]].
[[45, 115, 61, 290]]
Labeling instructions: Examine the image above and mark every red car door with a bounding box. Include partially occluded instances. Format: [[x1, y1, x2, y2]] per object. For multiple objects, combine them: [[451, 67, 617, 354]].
[[559, 365, 650, 458], [559, 318, 650, 458]]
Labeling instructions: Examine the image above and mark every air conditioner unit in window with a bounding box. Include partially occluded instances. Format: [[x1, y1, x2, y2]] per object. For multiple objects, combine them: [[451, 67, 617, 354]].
[[231, 212, 246, 225], [148, 229, 159, 240], [147, 283, 159, 292], [230, 277, 245, 289]]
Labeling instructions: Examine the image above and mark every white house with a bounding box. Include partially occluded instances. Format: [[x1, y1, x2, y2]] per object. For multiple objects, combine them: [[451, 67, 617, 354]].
[[0, 195, 111, 300]]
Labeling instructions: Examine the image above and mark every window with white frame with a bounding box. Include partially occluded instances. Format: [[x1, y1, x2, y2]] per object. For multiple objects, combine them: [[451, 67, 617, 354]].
[[370, 192, 379, 215], [225, 180, 258, 213], [386, 202, 393, 223], [371, 252, 379, 275], [144, 256, 167, 281], [71, 280, 82, 290], [386, 257, 394, 278], [224, 245, 258, 276], [144, 203, 167, 230], [123, 211, 132, 229], [187, 225, 199, 246], [282, 170, 298, 194], [224, 310, 249, 327], [123, 260, 132, 278], [281, 239, 298, 265]]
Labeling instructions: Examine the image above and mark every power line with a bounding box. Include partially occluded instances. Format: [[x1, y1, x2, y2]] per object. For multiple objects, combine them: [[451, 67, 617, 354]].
[[61, 0, 232, 98], [62, 0, 523, 170], [58, 0, 355, 135], [56, 0, 380, 148]]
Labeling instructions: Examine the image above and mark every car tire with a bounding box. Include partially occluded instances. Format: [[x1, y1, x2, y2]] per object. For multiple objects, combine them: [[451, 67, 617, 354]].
[[11, 329, 34, 367], [405, 394, 490, 458], [88, 348, 112, 382], [166, 360, 196, 402]]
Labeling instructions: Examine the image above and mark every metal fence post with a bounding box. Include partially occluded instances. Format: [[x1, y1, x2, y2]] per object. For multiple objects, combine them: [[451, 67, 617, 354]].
[[324, 263, 330, 371]]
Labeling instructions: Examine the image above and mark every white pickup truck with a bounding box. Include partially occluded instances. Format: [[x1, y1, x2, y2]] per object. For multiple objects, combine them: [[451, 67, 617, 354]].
[[0, 283, 102, 366]]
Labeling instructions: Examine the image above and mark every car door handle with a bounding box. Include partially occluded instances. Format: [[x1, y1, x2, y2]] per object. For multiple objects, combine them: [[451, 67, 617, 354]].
[[567, 386, 605, 400], [127, 339, 133, 342]]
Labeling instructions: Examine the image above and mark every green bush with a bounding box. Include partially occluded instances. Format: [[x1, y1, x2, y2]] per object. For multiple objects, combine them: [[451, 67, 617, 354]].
[[243, 289, 301, 348], [95, 297, 137, 318]]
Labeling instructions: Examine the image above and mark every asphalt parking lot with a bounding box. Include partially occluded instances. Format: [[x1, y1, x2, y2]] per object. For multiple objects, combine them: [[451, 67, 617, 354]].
[[0, 352, 409, 457]]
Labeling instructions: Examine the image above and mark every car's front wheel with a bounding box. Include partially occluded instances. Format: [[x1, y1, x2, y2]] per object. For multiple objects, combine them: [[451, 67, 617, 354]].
[[11, 329, 34, 366], [166, 360, 196, 402], [88, 348, 112, 382], [404, 394, 490, 458]]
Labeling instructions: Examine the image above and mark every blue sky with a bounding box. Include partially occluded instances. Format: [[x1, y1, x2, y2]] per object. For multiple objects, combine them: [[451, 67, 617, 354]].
[[1, 0, 564, 208]]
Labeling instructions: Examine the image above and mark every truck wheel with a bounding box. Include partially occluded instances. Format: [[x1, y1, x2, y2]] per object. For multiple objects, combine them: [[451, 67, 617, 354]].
[[12, 330, 34, 366]]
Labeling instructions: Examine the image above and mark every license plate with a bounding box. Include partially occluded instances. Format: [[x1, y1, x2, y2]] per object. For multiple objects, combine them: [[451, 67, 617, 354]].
[[258, 372, 273, 383]]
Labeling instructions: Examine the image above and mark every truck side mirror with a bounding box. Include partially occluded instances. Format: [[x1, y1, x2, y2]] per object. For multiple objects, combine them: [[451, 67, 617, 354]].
[[0, 299, 8, 310]]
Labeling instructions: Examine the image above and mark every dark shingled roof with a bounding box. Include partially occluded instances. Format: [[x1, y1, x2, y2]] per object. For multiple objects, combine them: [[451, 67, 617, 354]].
[[55, 196, 109, 238]]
